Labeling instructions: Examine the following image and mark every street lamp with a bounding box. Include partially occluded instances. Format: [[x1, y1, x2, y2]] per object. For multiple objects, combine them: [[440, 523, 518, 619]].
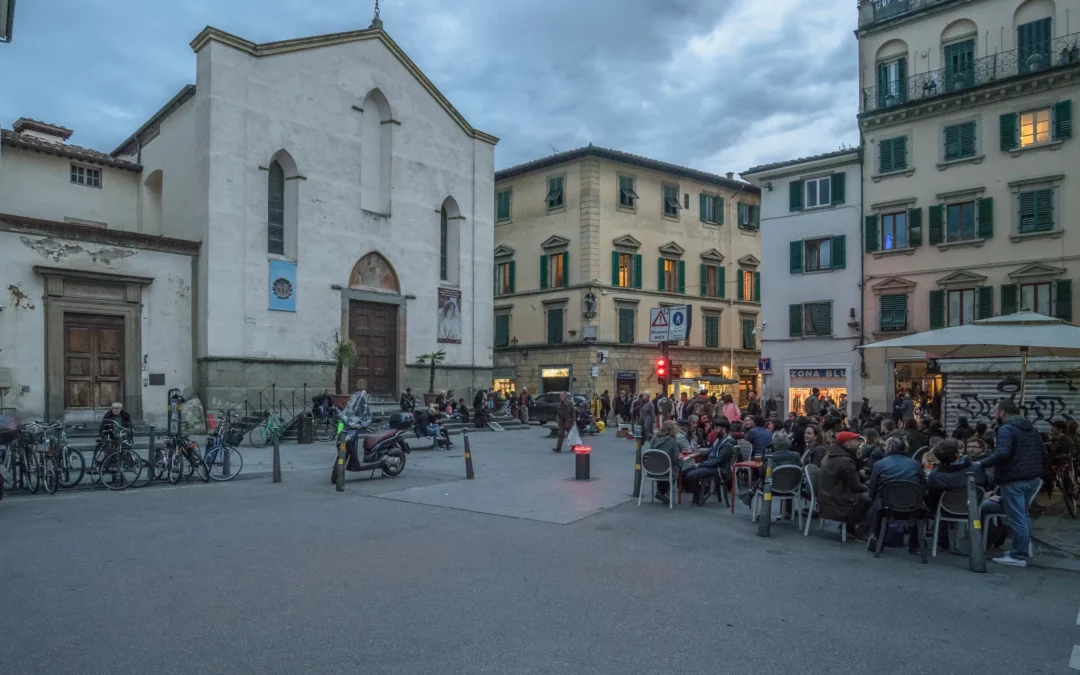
[[0, 0, 15, 43]]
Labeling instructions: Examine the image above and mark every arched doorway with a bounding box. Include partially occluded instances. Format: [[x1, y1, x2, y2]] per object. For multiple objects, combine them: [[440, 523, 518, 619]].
[[345, 252, 402, 397]]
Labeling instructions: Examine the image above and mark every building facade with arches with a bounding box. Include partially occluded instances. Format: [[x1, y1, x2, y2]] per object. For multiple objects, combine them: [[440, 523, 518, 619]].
[[0, 19, 497, 422]]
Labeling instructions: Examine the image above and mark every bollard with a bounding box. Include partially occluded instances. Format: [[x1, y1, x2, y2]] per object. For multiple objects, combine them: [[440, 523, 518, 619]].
[[147, 426, 156, 482], [573, 445, 591, 480], [632, 438, 643, 498], [272, 435, 281, 483], [966, 471, 986, 573], [463, 429, 475, 480], [223, 435, 231, 477], [756, 456, 774, 538], [335, 433, 347, 492]]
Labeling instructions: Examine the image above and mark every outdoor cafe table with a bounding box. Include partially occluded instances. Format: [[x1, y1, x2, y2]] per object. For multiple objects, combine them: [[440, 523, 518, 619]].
[[730, 461, 762, 513]]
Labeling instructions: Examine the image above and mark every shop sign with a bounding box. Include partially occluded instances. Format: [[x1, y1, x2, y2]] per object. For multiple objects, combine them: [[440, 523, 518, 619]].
[[616, 371, 637, 380], [739, 367, 757, 377], [790, 368, 846, 379], [703, 367, 725, 377]]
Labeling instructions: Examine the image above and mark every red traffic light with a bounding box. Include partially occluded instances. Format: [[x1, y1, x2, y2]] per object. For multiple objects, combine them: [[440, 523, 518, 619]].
[[656, 358, 667, 377]]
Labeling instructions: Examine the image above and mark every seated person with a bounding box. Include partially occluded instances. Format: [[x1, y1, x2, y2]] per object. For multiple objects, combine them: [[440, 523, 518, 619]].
[[99, 401, 133, 440], [683, 419, 736, 505], [866, 437, 926, 552], [817, 431, 871, 538], [802, 424, 827, 466], [742, 430, 803, 506], [744, 415, 772, 459], [457, 400, 470, 423], [858, 427, 885, 477], [926, 438, 987, 513], [311, 389, 334, 420], [649, 421, 684, 505]]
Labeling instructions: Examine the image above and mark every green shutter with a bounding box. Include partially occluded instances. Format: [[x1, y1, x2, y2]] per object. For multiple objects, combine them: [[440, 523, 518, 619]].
[[737, 269, 745, 301], [540, 254, 549, 289], [1055, 279, 1073, 322], [865, 215, 879, 253], [633, 254, 642, 289], [960, 121, 976, 158], [657, 257, 666, 292], [831, 235, 846, 269], [944, 124, 961, 160], [1018, 191, 1040, 233], [879, 138, 894, 174], [876, 61, 888, 108], [790, 239, 804, 273], [678, 260, 686, 294], [737, 202, 747, 227], [789, 180, 803, 211], [509, 260, 516, 293], [1000, 113, 1018, 151], [908, 208, 923, 247], [1036, 189, 1054, 231], [718, 265, 726, 298], [611, 250, 620, 286], [831, 172, 845, 204], [618, 308, 635, 344], [705, 315, 719, 348], [547, 308, 563, 344], [699, 194, 707, 222], [753, 204, 760, 228], [1001, 283, 1018, 315], [700, 263, 707, 296], [717, 197, 725, 224], [880, 294, 908, 331], [929, 290, 945, 330], [753, 271, 761, 303], [1054, 100, 1072, 140], [928, 205, 944, 245], [495, 314, 509, 347], [817, 303, 833, 336], [789, 304, 803, 337], [894, 136, 908, 170], [977, 197, 994, 239], [493, 264, 497, 294], [976, 286, 994, 320], [561, 251, 569, 287]]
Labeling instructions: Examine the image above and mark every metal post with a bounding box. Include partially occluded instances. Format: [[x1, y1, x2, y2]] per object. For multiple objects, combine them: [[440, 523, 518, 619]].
[[757, 456, 774, 538], [335, 433, 346, 492], [966, 471, 986, 573], [147, 426, 156, 482], [463, 429, 474, 479], [272, 435, 281, 483], [223, 434, 231, 476], [661, 341, 670, 399], [632, 438, 643, 497], [1018, 346, 1030, 414]]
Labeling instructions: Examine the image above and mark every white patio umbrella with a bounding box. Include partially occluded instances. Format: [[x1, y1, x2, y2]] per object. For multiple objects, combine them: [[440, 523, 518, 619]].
[[859, 311, 1080, 406]]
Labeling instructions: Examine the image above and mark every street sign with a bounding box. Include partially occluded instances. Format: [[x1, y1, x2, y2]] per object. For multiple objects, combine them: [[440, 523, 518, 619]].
[[758, 358, 771, 373], [649, 305, 690, 342], [596, 349, 609, 364]]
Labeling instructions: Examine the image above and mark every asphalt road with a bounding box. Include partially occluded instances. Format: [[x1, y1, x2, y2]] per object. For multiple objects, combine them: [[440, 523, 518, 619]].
[[0, 430, 1076, 675]]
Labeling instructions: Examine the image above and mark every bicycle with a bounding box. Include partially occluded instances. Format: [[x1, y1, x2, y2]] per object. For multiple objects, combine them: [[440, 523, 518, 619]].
[[157, 434, 209, 484], [248, 411, 287, 448], [203, 420, 243, 482], [41, 422, 86, 489], [0, 427, 39, 494], [1052, 456, 1078, 519], [313, 406, 339, 442], [96, 420, 142, 491]]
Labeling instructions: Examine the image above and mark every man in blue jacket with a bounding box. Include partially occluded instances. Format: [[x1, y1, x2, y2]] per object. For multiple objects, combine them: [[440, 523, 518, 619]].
[[865, 436, 926, 553], [976, 400, 1045, 567], [683, 419, 737, 506]]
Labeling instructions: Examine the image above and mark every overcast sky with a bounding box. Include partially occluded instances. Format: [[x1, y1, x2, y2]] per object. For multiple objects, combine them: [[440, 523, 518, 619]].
[[2, 0, 860, 175]]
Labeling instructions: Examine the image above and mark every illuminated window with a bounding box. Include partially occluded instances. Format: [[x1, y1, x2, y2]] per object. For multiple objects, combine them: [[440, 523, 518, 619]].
[[1020, 108, 1051, 147]]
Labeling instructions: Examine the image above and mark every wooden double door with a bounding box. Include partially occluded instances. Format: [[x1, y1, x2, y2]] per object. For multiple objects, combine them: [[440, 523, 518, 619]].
[[64, 313, 125, 411], [348, 300, 398, 397]]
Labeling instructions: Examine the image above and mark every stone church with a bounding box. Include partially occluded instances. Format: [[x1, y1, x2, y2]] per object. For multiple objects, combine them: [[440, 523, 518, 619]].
[[0, 16, 497, 424]]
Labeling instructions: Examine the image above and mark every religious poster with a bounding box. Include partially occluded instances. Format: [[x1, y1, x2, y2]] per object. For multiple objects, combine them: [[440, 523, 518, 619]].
[[437, 288, 462, 344]]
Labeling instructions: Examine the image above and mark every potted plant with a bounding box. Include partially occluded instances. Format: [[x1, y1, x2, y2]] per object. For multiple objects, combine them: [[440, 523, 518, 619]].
[[415, 350, 446, 405], [329, 330, 357, 408]]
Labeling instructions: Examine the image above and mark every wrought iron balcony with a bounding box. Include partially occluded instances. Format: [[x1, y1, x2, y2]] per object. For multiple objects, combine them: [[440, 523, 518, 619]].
[[862, 32, 1080, 113], [861, 0, 958, 28]]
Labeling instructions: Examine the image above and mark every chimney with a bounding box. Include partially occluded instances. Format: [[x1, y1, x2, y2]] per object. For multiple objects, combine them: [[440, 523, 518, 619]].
[[12, 118, 73, 143], [726, 172, 734, 180]]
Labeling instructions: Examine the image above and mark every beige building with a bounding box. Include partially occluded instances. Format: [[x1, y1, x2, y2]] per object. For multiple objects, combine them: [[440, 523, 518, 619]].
[[858, 0, 1080, 423], [491, 146, 762, 404]]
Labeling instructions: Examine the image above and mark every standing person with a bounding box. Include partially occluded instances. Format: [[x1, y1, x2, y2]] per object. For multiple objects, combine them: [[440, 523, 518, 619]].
[[659, 394, 674, 424], [600, 390, 611, 424], [722, 394, 741, 423], [638, 391, 656, 444], [952, 416, 972, 440], [900, 392, 916, 422], [931, 387, 944, 422], [975, 400, 1046, 567], [804, 388, 821, 419], [837, 393, 850, 419], [676, 392, 690, 422], [518, 387, 532, 424], [891, 392, 904, 423], [765, 394, 779, 419], [858, 397, 873, 422], [746, 391, 762, 418], [553, 392, 576, 453]]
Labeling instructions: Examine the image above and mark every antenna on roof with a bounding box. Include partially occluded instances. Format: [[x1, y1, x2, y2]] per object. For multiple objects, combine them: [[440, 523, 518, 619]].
[[371, 0, 383, 29], [549, 145, 559, 154]]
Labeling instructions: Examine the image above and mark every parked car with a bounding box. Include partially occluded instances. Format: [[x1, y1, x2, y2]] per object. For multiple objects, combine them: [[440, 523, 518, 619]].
[[528, 392, 587, 425]]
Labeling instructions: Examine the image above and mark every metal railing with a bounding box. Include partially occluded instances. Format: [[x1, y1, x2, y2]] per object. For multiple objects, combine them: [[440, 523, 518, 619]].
[[861, 0, 956, 28], [879, 310, 909, 332], [862, 32, 1080, 113]]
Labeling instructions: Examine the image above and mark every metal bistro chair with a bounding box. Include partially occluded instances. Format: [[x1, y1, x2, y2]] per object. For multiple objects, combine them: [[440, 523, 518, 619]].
[[873, 480, 929, 564], [802, 463, 846, 541], [982, 478, 1042, 556], [639, 450, 676, 509], [912, 446, 929, 464], [933, 486, 984, 558], [751, 464, 805, 530], [732, 440, 756, 504]]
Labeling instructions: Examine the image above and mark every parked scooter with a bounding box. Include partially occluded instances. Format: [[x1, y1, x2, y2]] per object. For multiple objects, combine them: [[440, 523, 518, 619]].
[[329, 410, 410, 483]]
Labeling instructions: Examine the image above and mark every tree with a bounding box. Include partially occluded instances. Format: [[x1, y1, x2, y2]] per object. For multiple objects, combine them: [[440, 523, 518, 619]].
[[415, 350, 447, 394], [329, 331, 357, 395]]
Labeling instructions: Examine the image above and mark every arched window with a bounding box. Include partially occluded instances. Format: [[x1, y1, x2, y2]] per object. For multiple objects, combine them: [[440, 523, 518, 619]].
[[361, 88, 392, 215], [440, 206, 449, 281], [268, 161, 285, 255], [440, 197, 461, 284], [142, 169, 163, 235]]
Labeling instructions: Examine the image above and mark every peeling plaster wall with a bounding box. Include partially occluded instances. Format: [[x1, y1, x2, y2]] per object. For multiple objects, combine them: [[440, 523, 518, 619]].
[[197, 37, 495, 370], [0, 230, 194, 424], [0, 146, 140, 230]]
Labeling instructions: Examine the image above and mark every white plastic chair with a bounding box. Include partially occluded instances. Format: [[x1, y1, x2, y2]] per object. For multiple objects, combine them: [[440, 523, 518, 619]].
[[803, 463, 846, 541], [982, 478, 1042, 556], [639, 450, 675, 509], [931, 486, 984, 557], [751, 465, 804, 530]]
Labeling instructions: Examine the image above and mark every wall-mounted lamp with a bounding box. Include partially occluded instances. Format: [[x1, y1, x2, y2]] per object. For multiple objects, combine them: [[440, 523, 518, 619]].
[[511, 336, 528, 359]]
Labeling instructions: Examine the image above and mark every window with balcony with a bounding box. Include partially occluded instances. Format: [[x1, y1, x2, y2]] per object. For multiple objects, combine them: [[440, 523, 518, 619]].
[[877, 57, 907, 108], [880, 294, 908, 332], [882, 212, 908, 250], [1018, 18, 1052, 76], [943, 39, 974, 92]]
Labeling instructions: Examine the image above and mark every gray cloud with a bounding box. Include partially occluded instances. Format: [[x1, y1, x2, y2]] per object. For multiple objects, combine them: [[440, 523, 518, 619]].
[[2, 0, 859, 174]]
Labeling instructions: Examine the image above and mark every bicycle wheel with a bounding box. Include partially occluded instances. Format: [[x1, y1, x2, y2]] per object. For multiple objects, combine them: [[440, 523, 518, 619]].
[[206, 445, 242, 481], [186, 448, 209, 482], [168, 450, 184, 484], [248, 423, 272, 448], [23, 451, 40, 494], [313, 417, 336, 442], [42, 456, 59, 495], [58, 446, 85, 488], [153, 447, 169, 480], [1062, 474, 1077, 519], [100, 453, 132, 491]]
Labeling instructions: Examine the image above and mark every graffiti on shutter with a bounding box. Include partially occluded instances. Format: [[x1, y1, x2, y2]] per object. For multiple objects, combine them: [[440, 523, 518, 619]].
[[945, 371, 1080, 434]]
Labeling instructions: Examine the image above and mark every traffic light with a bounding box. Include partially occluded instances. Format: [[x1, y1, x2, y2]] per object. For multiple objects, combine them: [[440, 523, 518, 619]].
[[656, 358, 668, 386]]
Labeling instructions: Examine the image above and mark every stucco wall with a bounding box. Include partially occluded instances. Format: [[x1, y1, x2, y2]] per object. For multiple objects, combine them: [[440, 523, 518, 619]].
[[0, 146, 140, 230], [0, 230, 194, 425]]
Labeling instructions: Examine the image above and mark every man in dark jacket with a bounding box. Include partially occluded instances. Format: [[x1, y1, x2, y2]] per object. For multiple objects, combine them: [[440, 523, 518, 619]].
[[866, 436, 927, 552], [744, 415, 772, 458], [746, 391, 762, 418], [553, 392, 576, 453], [804, 389, 821, 418], [818, 432, 870, 536], [683, 419, 737, 505], [902, 418, 929, 457], [976, 400, 1045, 567], [891, 393, 904, 422], [926, 438, 987, 512], [99, 402, 134, 445], [765, 394, 779, 419]]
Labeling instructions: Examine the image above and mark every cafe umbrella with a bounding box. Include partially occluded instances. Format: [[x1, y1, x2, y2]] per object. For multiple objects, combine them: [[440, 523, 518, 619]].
[[858, 311, 1080, 407]]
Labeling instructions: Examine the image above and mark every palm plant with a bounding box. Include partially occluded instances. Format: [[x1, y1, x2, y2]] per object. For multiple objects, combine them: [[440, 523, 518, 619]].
[[415, 350, 447, 394], [329, 331, 357, 395]]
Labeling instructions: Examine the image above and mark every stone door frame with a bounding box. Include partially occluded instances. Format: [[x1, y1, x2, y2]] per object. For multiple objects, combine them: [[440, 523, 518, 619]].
[[339, 288, 407, 398], [35, 266, 151, 421]]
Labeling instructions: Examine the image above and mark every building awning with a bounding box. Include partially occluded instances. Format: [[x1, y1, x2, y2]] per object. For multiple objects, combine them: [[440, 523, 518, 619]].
[[678, 376, 737, 385]]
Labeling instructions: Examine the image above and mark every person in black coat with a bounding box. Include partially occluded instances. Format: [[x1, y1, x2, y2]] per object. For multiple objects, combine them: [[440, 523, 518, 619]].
[[926, 439, 987, 512], [99, 403, 133, 440], [866, 436, 927, 552], [951, 416, 971, 440]]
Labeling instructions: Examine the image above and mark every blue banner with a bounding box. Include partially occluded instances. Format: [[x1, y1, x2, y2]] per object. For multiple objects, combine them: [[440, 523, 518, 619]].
[[269, 260, 297, 312]]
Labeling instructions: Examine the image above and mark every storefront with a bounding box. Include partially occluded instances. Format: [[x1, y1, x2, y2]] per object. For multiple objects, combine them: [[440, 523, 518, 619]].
[[615, 371, 638, 396], [492, 367, 515, 396], [786, 366, 850, 416], [539, 366, 571, 394], [941, 358, 1080, 433], [892, 360, 942, 409], [673, 368, 738, 402], [738, 367, 758, 407]]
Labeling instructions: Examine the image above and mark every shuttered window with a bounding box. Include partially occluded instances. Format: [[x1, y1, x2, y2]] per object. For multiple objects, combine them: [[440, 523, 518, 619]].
[[494, 314, 510, 348], [546, 307, 564, 344], [1018, 188, 1054, 233], [794, 235, 845, 272], [879, 136, 907, 173], [619, 175, 638, 209], [880, 294, 907, 332], [944, 121, 976, 160], [700, 264, 723, 298], [700, 193, 722, 224], [546, 175, 565, 209], [741, 317, 756, 350], [496, 188, 512, 222], [617, 308, 635, 344], [705, 314, 720, 349], [494, 261, 515, 295], [801, 302, 832, 337]]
